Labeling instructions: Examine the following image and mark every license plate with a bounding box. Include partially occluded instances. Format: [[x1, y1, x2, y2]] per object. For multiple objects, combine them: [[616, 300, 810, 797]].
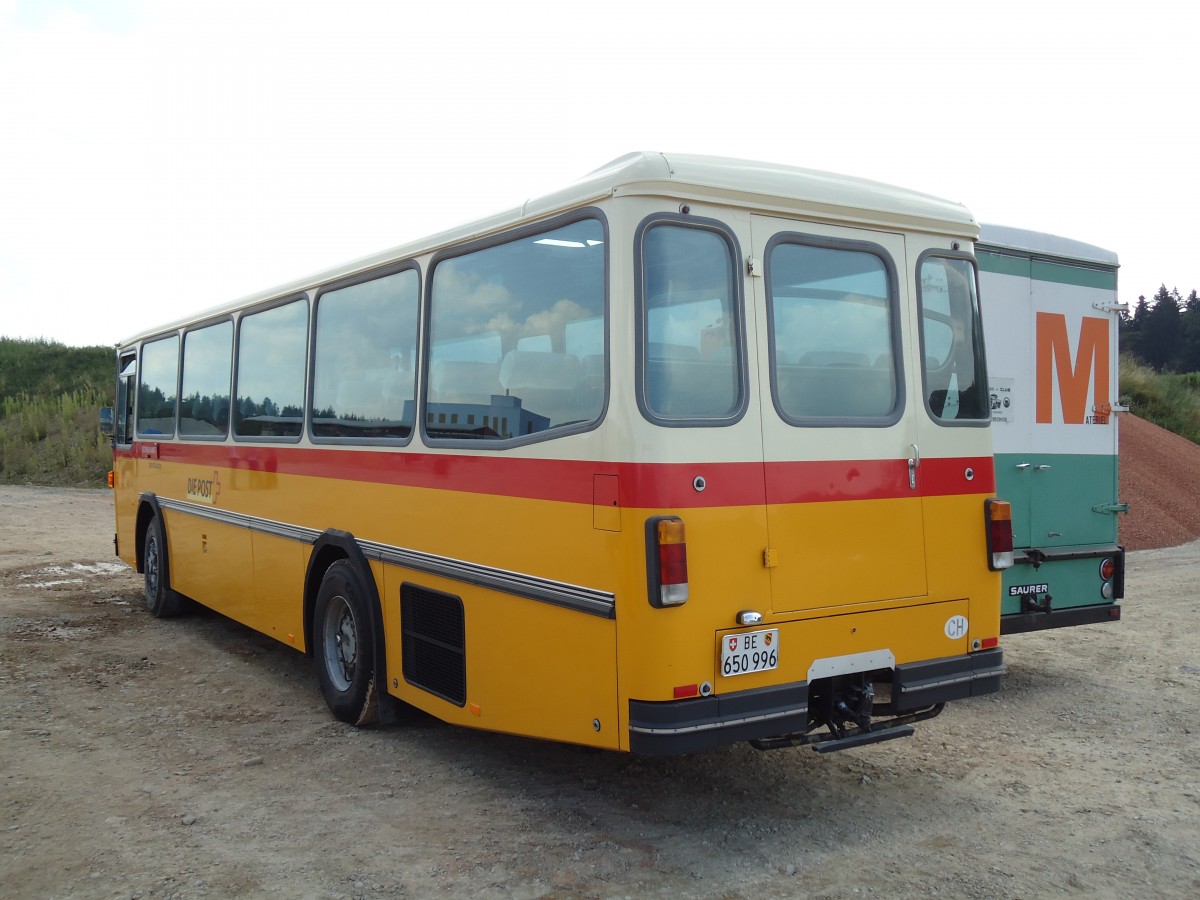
[[721, 629, 779, 677]]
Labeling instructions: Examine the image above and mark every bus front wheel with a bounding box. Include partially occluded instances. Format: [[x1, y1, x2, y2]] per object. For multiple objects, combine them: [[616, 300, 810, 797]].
[[143, 513, 182, 618], [314, 560, 379, 726]]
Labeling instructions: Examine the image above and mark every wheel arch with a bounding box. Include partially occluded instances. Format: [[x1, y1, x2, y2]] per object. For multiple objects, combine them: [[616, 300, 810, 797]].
[[304, 531, 387, 676], [134, 493, 165, 576]]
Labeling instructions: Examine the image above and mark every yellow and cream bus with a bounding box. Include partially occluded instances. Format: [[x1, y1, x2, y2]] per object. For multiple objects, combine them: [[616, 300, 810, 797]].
[[105, 152, 1012, 754]]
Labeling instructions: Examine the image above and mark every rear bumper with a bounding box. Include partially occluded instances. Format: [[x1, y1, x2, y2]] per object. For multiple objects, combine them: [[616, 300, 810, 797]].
[[1002, 603, 1121, 634], [891, 647, 1006, 709], [628, 647, 1005, 755]]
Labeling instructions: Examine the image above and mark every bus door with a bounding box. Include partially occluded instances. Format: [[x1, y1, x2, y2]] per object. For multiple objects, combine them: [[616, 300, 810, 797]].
[[750, 217, 927, 613]]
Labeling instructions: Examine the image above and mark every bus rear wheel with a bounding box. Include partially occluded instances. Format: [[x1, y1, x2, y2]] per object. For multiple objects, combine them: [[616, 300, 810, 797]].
[[143, 513, 182, 618], [314, 560, 379, 726]]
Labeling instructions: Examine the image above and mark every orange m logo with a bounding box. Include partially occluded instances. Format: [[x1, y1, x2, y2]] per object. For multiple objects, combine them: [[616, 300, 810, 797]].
[[1036, 312, 1110, 424]]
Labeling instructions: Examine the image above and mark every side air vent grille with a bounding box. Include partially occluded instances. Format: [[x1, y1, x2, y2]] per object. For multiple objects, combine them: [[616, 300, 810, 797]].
[[400, 583, 466, 706]]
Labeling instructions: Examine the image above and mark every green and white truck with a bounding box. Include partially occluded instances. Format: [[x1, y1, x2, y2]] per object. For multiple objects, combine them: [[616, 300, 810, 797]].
[[977, 225, 1126, 633]]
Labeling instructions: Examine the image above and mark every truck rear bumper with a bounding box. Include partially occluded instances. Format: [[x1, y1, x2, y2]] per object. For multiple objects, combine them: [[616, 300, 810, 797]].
[[1001, 544, 1124, 633], [1002, 602, 1121, 634]]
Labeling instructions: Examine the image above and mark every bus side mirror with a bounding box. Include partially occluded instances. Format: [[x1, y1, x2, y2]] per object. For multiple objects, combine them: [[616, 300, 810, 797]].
[[99, 407, 114, 436]]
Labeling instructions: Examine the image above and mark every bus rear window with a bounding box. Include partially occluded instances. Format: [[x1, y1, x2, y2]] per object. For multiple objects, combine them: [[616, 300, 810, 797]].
[[638, 222, 743, 423], [766, 240, 900, 423], [918, 255, 989, 423]]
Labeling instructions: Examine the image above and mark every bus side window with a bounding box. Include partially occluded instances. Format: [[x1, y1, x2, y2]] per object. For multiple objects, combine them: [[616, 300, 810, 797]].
[[427, 217, 606, 441], [312, 268, 419, 441], [137, 335, 179, 438], [234, 297, 308, 439], [115, 354, 137, 446], [180, 320, 233, 438]]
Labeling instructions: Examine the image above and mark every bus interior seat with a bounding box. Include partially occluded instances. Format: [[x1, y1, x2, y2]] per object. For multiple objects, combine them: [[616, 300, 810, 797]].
[[575, 354, 605, 415], [578, 353, 604, 386], [499, 350, 582, 423], [335, 378, 384, 420], [646, 358, 739, 417], [429, 360, 503, 404], [705, 345, 734, 362], [797, 350, 871, 367], [380, 370, 414, 409], [648, 342, 700, 361], [776, 361, 895, 419]]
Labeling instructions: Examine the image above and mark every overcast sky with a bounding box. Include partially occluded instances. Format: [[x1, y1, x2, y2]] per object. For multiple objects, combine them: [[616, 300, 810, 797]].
[[2, 0, 1195, 347]]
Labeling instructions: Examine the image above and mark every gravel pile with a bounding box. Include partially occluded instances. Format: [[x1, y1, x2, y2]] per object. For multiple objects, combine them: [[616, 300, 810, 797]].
[[1119, 414, 1200, 550]]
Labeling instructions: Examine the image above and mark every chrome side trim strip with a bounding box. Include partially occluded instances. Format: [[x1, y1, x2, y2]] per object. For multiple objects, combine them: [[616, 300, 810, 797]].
[[158, 498, 322, 544], [357, 540, 615, 618], [156, 497, 615, 619], [902, 666, 1008, 692], [628, 705, 808, 737]]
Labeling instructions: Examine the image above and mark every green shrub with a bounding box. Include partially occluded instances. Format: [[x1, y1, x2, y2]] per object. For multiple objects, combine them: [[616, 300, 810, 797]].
[[1119, 353, 1200, 443], [1, 340, 114, 486]]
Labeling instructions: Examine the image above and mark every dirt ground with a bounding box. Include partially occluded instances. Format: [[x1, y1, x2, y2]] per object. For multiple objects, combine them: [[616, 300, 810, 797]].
[[1, 483, 1198, 900], [1118, 413, 1200, 550]]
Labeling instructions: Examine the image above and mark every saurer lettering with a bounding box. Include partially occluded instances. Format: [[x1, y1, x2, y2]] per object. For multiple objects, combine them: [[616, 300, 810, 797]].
[[1009, 583, 1050, 596]]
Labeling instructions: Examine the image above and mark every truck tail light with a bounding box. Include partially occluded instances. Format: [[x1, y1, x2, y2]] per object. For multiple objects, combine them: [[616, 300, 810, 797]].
[[1099, 555, 1126, 600], [985, 499, 1014, 571], [647, 516, 689, 607]]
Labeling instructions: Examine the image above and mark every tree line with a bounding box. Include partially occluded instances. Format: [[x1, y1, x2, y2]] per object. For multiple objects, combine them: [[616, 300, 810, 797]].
[[1121, 285, 1200, 372]]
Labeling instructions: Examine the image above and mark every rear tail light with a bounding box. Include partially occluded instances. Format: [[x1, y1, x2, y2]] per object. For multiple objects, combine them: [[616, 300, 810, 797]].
[[1099, 556, 1117, 599], [985, 499, 1014, 570], [647, 516, 689, 607]]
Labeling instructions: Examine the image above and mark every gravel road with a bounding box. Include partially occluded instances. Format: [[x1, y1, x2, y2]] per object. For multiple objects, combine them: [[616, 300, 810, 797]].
[[2, 484, 1198, 900]]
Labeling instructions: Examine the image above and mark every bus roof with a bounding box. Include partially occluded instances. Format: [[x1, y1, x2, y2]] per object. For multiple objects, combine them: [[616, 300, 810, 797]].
[[977, 223, 1119, 269], [530, 152, 978, 233], [122, 152, 979, 345]]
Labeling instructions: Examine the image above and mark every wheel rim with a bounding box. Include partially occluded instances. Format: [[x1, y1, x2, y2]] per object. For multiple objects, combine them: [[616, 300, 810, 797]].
[[144, 532, 160, 606], [322, 594, 357, 692]]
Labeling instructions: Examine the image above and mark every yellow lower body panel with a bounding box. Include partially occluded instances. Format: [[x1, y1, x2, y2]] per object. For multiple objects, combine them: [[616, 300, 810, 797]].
[[379, 566, 620, 750], [714, 598, 971, 694]]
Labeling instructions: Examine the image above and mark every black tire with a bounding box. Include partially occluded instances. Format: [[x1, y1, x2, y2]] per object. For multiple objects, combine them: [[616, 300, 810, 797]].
[[143, 513, 182, 618], [314, 560, 379, 726]]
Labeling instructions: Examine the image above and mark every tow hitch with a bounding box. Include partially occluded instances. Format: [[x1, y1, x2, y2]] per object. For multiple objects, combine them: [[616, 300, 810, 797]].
[[750, 672, 944, 753]]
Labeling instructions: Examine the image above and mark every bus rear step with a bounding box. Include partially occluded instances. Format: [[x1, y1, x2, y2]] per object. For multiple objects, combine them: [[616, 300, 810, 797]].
[[749, 702, 943, 753], [751, 723, 914, 753], [812, 723, 914, 753]]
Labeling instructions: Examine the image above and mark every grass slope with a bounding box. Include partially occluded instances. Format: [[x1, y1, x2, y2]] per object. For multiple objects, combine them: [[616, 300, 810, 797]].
[[0, 338, 114, 486]]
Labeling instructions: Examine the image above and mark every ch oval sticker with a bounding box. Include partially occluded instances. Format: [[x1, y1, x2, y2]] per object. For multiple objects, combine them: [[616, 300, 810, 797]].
[[944, 615, 969, 640]]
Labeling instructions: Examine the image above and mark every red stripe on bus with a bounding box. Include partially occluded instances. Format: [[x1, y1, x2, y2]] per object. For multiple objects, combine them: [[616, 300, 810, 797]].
[[120, 443, 994, 507]]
